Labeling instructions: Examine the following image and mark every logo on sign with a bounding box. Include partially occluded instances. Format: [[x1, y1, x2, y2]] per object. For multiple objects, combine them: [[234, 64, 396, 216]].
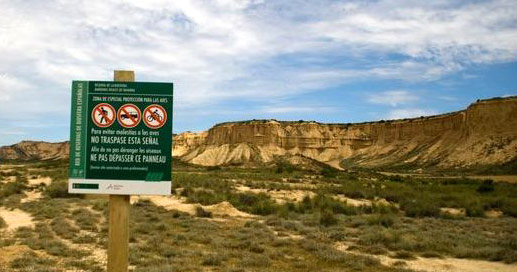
[[91, 103, 116, 128], [143, 104, 167, 129], [117, 104, 141, 128]]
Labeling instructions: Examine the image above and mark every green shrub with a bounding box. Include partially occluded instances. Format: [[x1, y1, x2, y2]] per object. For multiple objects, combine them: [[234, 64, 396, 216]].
[[0, 216, 6, 229], [195, 206, 212, 218], [0, 181, 26, 198], [206, 166, 221, 171], [202, 253, 225, 266], [477, 179, 495, 193], [321, 167, 338, 178], [71, 208, 99, 231], [275, 161, 297, 174], [45, 180, 77, 198], [231, 192, 279, 215], [51, 217, 79, 239], [390, 175, 404, 182], [465, 202, 485, 217], [393, 250, 416, 260], [367, 214, 395, 228], [297, 195, 313, 213], [186, 190, 224, 205], [501, 199, 517, 217], [401, 198, 440, 217], [10, 251, 56, 270], [319, 209, 338, 226]]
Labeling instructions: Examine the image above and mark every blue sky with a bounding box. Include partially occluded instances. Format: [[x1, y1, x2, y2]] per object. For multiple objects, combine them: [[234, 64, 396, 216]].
[[0, 0, 516, 146]]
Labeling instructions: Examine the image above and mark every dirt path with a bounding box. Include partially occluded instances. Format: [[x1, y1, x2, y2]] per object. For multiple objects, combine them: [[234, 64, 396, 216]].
[[0, 207, 34, 231]]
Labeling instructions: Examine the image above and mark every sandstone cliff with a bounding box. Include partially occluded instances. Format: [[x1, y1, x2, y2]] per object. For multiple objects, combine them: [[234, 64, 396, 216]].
[[0, 141, 69, 161], [2, 97, 516, 171], [173, 96, 517, 170]]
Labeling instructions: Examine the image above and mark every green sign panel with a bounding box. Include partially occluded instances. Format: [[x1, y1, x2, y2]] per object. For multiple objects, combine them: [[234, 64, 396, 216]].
[[68, 81, 173, 195]]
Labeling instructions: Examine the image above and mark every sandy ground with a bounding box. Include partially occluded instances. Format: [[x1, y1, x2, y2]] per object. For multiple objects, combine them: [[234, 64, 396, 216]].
[[335, 242, 517, 272], [440, 207, 466, 216], [235, 185, 315, 203], [380, 255, 517, 272], [0, 176, 16, 183], [132, 195, 255, 218], [20, 191, 43, 203], [468, 175, 517, 183], [0, 164, 26, 169], [0, 207, 34, 231], [325, 159, 344, 170], [27, 176, 52, 186], [0, 245, 33, 268]]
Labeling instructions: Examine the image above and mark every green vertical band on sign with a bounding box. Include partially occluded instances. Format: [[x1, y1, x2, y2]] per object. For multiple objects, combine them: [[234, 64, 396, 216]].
[[69, 81, 87, 179]]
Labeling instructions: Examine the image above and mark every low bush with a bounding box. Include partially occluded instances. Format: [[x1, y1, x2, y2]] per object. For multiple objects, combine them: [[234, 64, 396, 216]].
[[230, 192, 279, 215], [0, 181, 26, 198], [195, 206, 212, 218], [319, 209, 338, 226], [321, 167, 338, 178], [202, 253, 225, 266], [367, 214, 395, 228], [477, 179, 495, 193], [45, 180, 77, 198], [393, 250, 416, 260], [401, 198, 440, 218], [465, 202, 485, 217], [206, 166, 221, 171]]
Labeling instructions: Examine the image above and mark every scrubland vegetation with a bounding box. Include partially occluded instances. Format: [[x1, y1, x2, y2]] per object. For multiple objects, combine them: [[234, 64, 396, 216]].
[[0, 159, 516, 271]]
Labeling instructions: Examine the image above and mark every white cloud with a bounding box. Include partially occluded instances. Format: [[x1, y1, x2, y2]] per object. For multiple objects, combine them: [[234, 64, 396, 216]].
[[367, 90, 419, 107], [387, 108, 437, 120], [0, 0, 516, 142]]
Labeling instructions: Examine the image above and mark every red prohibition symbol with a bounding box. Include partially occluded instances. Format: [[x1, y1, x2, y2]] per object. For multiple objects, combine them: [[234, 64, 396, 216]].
[[91, 103, 115, 128], [143, 104, 167, 129], [117, 104, 142, 128]]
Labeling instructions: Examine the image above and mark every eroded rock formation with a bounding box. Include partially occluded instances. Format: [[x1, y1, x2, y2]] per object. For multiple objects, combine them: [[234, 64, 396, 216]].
[[173, 97, 517, 169], [2, 97, 516, 170], [0, 141, 69, 161]]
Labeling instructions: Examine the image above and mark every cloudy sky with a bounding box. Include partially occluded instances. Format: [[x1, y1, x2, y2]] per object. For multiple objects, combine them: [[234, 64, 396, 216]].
[[1, 0, 516, 146]]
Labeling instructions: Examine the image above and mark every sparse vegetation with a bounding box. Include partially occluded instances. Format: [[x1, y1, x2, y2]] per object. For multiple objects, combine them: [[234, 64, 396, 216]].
[[1, 160, 516, 271]]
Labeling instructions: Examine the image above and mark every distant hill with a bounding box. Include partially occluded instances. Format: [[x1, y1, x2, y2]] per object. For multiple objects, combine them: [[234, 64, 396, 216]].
[[2, 96, 517, 173], [0, 141, 69, 161]]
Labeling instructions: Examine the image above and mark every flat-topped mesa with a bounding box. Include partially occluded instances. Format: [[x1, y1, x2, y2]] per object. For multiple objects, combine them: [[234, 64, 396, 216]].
[[173, 96, 517, 169]]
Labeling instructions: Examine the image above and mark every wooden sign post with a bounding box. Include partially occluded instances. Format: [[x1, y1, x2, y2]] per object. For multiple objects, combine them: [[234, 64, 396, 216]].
[[107, 70, 134, 272], [68, 70, 173, 272]]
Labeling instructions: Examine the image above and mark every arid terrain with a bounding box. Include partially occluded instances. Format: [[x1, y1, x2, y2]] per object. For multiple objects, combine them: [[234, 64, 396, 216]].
[[1, 97, 516, 271], [1, 158, 516, 272]]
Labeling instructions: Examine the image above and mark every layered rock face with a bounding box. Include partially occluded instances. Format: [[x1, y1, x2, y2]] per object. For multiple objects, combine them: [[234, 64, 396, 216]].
[[173, 97, 517, 169], [2, 97, 516, 169], [0, 141, 69, 161]]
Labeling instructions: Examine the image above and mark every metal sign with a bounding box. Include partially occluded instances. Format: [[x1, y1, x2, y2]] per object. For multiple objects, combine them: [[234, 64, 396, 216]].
[[69, 81, 173, 195]]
